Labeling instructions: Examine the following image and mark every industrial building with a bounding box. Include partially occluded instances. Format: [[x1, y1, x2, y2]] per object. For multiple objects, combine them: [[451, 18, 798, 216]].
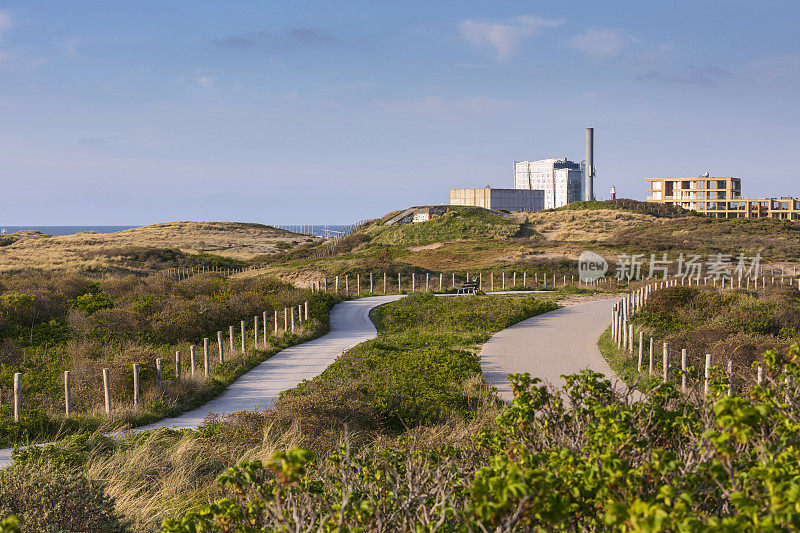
[[513, 158, 583, 209], [646, 176, 800, 219], [449, 187, 544, 212], [449, 128, 596, 213]]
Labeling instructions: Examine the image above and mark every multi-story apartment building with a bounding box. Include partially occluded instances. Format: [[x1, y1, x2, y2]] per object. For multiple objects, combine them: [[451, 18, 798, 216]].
[[646, 176, 800, 219], [514, 158, 584, 209]]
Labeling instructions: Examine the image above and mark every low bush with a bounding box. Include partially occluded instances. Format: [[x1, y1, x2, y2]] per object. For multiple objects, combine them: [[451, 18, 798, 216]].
[[165, 346, 800, 531], [0, 461, 126, 532], [280, 293, 558, 441], [0, 271, 336, 446], [633, 284, 800, 371]]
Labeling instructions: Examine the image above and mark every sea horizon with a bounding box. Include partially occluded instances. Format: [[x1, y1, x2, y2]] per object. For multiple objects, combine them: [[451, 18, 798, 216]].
[[1, 224, 349, 237]]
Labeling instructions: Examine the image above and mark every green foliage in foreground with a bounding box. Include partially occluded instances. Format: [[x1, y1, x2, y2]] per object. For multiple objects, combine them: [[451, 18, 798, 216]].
[[0, 460, 126, 532], [282, 293, 559, 430], [166, 345, 800, 531]]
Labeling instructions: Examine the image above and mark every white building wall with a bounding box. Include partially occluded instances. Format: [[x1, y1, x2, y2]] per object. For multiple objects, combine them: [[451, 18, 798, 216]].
[[489, 189, 544, 212], [449, 188, 543, 212], [514, 159, 583, 209]]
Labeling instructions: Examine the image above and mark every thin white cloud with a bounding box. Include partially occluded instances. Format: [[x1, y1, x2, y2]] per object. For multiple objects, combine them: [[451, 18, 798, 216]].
[[567, 29, 630, 60], [458, 15, 562, 61], [748, 53, 800, 86], [194, 70, 216, 90], [0, 10, 11, 40]]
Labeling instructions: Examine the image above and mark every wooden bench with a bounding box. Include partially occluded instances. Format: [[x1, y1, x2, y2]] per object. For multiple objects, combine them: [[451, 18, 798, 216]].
[[456, 279, 481, 295]]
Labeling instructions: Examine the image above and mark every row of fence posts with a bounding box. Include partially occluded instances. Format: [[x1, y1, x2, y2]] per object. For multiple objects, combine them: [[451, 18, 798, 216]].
[[311, 220, 368, 258], [10, 301, 310, 422], [306, 270, 606, 295], [610, 274, 800, 395], [164, 265, 255, 281]]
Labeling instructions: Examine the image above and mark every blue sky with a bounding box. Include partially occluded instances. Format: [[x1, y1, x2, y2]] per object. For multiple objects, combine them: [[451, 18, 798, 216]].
[[0, 1, 798, 225]]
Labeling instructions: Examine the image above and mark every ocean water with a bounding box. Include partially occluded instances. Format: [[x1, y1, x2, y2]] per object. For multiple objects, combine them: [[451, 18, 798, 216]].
[[0, 226, 137, 236]]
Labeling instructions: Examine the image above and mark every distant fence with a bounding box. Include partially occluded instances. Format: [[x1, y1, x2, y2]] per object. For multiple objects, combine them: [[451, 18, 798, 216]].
[[160, 265, 255, 281], [310, 220, 369, 259]]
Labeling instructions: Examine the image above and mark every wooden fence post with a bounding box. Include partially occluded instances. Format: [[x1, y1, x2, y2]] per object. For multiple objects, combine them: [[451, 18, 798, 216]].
[[398, 273, 401, 292], [681, 349, 687, 392], [203, 338, 210, 378], [241, 320, 247, 352], [649, 338, 654, 376], [102, 368, 111, 415], [290, 308, 295, 333], [254, 316, 259, 348], [452, 273, 456, 288], [132, 364, 139, 409], [156, 359, 163, 391], [370, 273, 373, 293], [637, 331, 644, 370], [13, 373, 22, 422], [757, 365, 763, 385], [305, 301, 309, 321], [229, 325, 235, 355], [345, 275, 349, 293], [426, 272, 430, 292], [190, 345, 196, 377], [218, 331, 225, 363], [274, 310, 279, 335], [662, 343, 669, 382], [284, 308, 288, 331], [175, 351, 181, 379], [64, 370, 71, 416], [263, 311, 268, 345], [628, 324, 634, 355], [357, 274, 360, 295], [704, 354, 711, 396], [503, 272, 506, 290], [412, 272, 416, 292], [383, 272, 387, 294], [439, 273, 443, 291]]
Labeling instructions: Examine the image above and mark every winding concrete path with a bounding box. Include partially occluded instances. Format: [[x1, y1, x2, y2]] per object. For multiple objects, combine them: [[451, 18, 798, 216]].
[[481, 298, 621, 401], [0, 295, 402, 466]]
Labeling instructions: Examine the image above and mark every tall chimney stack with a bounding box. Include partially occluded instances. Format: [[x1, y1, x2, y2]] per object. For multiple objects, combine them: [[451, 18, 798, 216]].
[[585, 127, 594, 201]]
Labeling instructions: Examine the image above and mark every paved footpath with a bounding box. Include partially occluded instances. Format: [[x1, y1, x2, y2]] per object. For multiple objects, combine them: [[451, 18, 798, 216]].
[[481, 298, 621, 401], [0, 295, 403, 467]]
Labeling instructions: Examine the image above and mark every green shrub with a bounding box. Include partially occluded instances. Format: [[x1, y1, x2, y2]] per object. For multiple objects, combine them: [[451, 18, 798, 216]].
[[166, 346, 800, 531], [283, 294, 558, 432], [69, 293, 114, 315], [0, 462, 126, 532]]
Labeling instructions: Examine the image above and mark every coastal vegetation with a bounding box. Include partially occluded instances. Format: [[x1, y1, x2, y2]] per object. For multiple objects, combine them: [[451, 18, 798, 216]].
[[599, 283, 800, 389], [0, 271, 333, 447], [1, 292, 558, 530]]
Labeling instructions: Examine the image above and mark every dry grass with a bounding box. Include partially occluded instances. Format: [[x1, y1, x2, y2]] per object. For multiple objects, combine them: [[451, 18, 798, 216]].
[[524, 209, 663, 242], [85, 424, 305, 532], [0, 221, 319, 274]]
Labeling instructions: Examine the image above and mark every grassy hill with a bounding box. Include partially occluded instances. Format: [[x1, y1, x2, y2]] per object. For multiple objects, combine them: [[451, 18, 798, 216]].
[[247, 200, 800, 284], [0, 221, 318, 275], [6, 201, 800, 279], [365, 206, 525, 245]]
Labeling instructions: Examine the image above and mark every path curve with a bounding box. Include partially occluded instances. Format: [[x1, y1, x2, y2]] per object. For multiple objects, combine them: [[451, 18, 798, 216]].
[[0, 295, 403, 466], [481, 298, 621, 401]]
